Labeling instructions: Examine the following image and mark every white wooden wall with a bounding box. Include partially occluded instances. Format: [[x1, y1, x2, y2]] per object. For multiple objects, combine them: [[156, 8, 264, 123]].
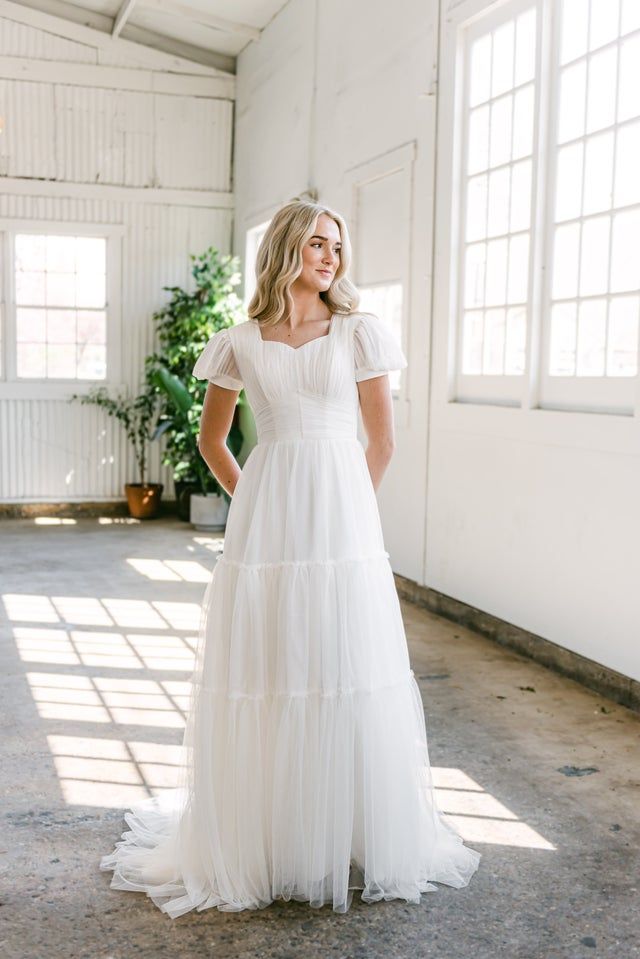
[[0, 14, 234, 501], [232, 0, 640, 683]]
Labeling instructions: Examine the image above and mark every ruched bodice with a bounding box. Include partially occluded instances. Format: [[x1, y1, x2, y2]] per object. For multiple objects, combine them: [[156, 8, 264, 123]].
[[253, 391, 358, 443]]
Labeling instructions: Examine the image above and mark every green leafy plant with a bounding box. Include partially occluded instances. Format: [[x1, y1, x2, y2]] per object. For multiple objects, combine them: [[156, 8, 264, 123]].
[[144, 246, 246, 500], [69, 384, 158, 486]]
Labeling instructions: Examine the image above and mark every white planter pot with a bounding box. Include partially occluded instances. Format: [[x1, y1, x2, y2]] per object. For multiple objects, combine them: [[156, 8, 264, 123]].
[[189, 492, 229, 531]]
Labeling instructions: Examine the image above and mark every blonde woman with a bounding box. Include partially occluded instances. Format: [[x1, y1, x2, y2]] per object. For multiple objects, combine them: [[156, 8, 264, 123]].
[[100, 198, 481, 915]]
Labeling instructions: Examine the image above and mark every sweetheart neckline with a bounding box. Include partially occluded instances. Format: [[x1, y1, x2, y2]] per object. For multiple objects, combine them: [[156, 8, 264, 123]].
[[252, 315, 336, 352]]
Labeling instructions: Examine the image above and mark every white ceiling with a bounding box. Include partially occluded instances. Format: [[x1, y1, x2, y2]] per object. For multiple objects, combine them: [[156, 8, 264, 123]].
[[15, 0, 289, 72]]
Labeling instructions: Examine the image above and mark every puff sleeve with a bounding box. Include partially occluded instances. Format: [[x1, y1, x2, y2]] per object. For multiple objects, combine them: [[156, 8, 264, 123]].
[[192, 328, 243, 391], [353, 312, 408, 382]]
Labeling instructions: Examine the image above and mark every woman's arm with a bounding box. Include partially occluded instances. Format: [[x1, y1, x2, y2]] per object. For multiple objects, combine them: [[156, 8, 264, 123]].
[[357, 374, 397, 492], [197, 383, 242, 496]]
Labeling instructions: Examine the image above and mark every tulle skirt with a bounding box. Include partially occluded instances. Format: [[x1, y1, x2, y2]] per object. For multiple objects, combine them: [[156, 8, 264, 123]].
[[100, 437, 481, 915]]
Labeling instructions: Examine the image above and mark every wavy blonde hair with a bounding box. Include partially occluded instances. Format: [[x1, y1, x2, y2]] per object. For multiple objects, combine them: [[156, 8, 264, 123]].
[[247, 198, 360, 328]]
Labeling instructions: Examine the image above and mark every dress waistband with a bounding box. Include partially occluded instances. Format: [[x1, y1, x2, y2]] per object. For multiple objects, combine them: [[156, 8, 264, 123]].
[[254, 393, 358, 443]]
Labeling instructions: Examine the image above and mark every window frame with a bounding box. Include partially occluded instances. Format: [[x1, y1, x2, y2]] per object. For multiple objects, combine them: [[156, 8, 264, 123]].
[[0, 219, 124, 400]]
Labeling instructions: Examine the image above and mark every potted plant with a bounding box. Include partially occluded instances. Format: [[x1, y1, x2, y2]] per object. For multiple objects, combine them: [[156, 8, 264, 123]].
[[69, 383, 163, 519], [145, 246, 246, 524], [148, 364, 243, 530]]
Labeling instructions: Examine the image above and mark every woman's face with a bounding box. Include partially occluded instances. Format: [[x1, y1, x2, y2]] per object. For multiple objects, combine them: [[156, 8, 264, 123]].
[[299, 213, 342, 292]]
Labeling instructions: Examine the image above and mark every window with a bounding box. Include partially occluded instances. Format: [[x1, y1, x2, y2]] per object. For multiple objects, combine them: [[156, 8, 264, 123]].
[[453, 0, 640, 413], [15, 234, 106, 379], [0, 223, 120, 397]]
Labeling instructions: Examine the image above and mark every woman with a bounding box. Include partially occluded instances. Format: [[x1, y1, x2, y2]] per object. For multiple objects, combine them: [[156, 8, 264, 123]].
[[100, 198, 481, 916]]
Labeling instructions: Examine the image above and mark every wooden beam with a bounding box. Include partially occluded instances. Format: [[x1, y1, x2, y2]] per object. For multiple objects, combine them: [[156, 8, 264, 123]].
[[0, 0, 226, 75], [0, 55, 236, 99], [141, 0, 261, 41], [112, 0, 138, 38], [0, 176, 235, 209]]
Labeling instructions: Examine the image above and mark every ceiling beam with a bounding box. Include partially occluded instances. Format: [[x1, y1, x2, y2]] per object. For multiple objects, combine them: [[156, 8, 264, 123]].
[[1, 0, 235, 74], [112, 0, 137, 38], [141, 0, 261, 42]]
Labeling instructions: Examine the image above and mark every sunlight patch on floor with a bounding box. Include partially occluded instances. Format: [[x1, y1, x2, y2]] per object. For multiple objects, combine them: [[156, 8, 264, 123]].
[[46, 733, 185, 807], [127, 558, 212, 583], [27, 671, 190, 728], [432, 767, 555, 850]]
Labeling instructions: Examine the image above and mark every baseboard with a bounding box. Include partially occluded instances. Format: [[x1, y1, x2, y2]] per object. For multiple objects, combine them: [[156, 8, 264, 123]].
[[394, 573, 640, 714], [0, 500, 178, 520]]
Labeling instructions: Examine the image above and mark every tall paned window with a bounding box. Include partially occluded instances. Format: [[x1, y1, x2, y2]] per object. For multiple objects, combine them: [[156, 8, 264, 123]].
[[544, 0, 640, 411], [453, 0, 640, 414], [459, 1, 538, 402]]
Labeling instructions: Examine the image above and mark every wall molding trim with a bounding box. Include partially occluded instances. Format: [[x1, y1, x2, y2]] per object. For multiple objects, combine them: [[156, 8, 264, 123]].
[[395, 573, 640, 713]]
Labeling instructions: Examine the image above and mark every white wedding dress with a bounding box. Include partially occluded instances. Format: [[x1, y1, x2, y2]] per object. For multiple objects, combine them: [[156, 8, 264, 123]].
[[99, 311, 481, 916]]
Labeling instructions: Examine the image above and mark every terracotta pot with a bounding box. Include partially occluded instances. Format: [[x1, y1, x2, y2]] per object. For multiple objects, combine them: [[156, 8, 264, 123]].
[[124, 482, 164, 519]]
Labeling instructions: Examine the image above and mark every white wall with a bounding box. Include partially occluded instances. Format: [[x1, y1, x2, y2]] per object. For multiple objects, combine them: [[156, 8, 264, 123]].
[[232, 0, 640, 683], [0, 15, 234, 501]]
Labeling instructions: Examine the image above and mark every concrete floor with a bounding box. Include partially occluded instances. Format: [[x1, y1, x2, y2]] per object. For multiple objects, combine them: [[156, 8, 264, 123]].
[[0, 516, 638, 959]]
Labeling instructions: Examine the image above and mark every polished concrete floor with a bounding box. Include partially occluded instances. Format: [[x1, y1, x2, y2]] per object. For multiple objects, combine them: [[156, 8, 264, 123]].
[[0, 516, 638, 959]]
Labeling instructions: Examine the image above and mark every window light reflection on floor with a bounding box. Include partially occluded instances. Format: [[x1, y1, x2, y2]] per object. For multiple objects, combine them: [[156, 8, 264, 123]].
[[5, 584, 556, 851], [127, 558, 212, 582]]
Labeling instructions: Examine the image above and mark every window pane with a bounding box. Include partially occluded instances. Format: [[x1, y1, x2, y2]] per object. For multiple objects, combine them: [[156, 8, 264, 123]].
[[576, 298, 606, 375], [47, 310, 76, 344], [15, 235, 45, 272], [485, 237, 508, 305], [589, 0, 620, 52], [512, 84, 534, 159], [470, 34, 492, 107], [617, 34, 640, 123], [515, 8, 536, 85], [582, 132, 614, 215], [550, 302, 578, 374], [555, 142, 584, 221], [17, 343, 46, 378], [483, 308, 506, 373], [552, 223, 581, 300], [467, 174, 488, 241], [46, 235, 76, 273], [76, 272, 106, 308], [77, 311, 106, 345], [579, 215, 610, 297], [77, 344, 107, 379], [505, 306, 526, 373], [558, 61, 587, 142], [507, 233, 529, 303], [465, 243, 487, 308], [15, 271, 45, 306], [462, 311, 484, 373], [46, 272, 76, 307], [610, 209, 640, 291], [468, 105, 490, 174], [510, 159, 532, 231], [607, 295, 639, 374], [16, 308, 46, 342], [560, 0, 589, 65], [586, 46, 617, 134], [47, 344, 77, 378], [621, 0, 640, 35], [614, 120, 640, 207], [489, 94, 513, 167], [487, 166, 510, 237], [491, 21, 515, 98]]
